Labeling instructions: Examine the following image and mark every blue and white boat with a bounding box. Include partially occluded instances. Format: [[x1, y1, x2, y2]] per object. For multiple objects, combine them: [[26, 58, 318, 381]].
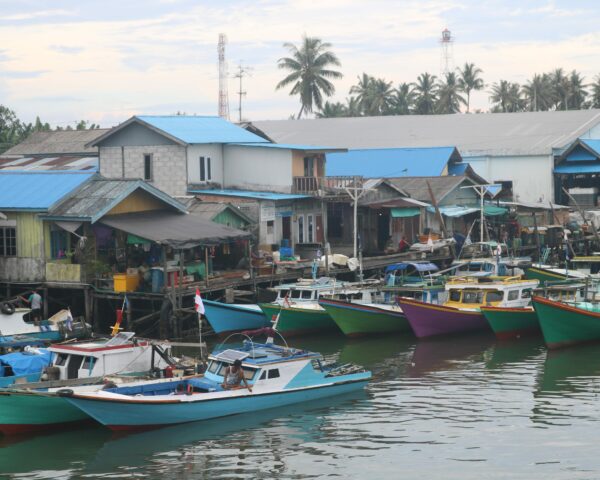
[[62, 331, 371, 431], [203, 300, 271, 335], [0, 348, 52, 388]]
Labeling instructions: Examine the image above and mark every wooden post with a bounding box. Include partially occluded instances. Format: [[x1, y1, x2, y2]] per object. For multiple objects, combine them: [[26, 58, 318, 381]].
[[126, 296, 132, 331], [42, 287, 48, 319], [205, 247, 210, 288], [92, 293, 99, 332], [84, 287, 91, 323], [178, 248, 184, 310], [532, 212, 541, 262], [321, 199, 329, 275]]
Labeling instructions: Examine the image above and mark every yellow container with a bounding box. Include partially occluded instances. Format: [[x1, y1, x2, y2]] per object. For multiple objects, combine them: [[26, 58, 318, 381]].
[[113, 273, 139, 292]]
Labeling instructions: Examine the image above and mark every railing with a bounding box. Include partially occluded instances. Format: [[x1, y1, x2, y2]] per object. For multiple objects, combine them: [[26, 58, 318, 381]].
[[292, 176, 365, 194], [293, 176, 320, 194]]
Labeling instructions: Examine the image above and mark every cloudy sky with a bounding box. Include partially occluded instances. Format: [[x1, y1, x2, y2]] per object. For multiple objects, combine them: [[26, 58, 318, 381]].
[[0, 0, 599, 127]]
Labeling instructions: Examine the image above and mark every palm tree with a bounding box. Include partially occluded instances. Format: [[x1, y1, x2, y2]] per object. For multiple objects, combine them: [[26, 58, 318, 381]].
[[457, 63, 484, 113], [316, 101, 347, 118], [391, 83, 415, 115], [591, 75, 600, 109], [568, 70, 588, 110], [349, 73, 374, 114], [276, 36, 343, 119], [550, 68, 571, 110], [412, 73, 438, 114], [345, 96, 362, 117], [436, 72, 466, 114], [490, 80, 523, 112], [366, 78, 396, 115], [522, 73, 554, 111]]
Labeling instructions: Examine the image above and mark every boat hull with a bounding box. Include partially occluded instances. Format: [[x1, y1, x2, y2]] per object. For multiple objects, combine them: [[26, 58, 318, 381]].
[[203, 300, 270, 334], [0, 373, 41, 388], [481, 306, 539, 340], [524, 266, 570, 283], [533, 296, 600, 349], [319, 299, 410, 337], [0, 390, 90, 435], [259, 304, 337, 336], [398, 298, 488, 338], [65, 377, 370, 431]]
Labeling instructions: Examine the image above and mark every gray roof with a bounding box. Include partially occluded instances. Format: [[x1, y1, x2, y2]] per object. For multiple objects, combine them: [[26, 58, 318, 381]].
[[45, 177, 187, 222], [179, 199, 253, 224], [3, 129, 109, 156], [388, 176, 475, 203], [250, 110, 600, 156]]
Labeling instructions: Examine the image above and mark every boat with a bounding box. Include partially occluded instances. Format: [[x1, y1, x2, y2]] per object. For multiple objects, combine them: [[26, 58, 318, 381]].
[[319, 262, 445, 337], [0, 306, 90, 343], [0, 332, 174, 435], [398, 276, 539, 338], [0, 347, 52, 388], [259, 278, 378, 336], [61, 330, 371, 431], [203, 300, 271, 335], [532, 295, 600, 349], [454, 241, 531, 277]]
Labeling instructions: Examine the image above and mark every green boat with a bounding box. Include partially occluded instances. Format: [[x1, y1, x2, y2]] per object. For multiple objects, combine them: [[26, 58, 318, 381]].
[[480, 306, 540, 340], [318, 298, 410, 337], [532, 295, 600, 349], [259, 303, 338, 336], [0, 389, 90, 435], [524, 265, 587, 283]]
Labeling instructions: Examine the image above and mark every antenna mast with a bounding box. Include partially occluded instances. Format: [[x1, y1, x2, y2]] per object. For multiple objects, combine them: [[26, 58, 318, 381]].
[[233, 63, 252, 123], [218, 33, 229, 120], [439, 28, 454, 76]]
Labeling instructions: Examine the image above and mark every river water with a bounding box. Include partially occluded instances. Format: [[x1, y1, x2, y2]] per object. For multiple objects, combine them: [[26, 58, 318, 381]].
[[2, 332, 600, 479]]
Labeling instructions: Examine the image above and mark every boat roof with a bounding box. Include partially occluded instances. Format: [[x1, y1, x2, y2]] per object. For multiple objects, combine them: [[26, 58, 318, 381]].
[[446, 276, 538, 289], [49, 334, 149, 354], [385, 262, 439, 273], [209, 342, 318, 366]]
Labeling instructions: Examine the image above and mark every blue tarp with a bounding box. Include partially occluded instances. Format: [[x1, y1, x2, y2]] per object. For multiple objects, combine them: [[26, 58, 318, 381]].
[[0, 349, 52, 376], [385, 262, 439, 273]]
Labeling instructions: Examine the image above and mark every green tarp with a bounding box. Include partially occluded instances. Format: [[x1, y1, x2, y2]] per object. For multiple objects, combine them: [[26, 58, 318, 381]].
[[483, 205, 508, 216], [391, 208, 420, 218]]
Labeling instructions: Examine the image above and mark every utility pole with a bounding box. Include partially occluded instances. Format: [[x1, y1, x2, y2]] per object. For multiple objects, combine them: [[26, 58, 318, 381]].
[[460, 184, 498, 242], [233, 63, 252, 122], [217, 33, 230, 120]]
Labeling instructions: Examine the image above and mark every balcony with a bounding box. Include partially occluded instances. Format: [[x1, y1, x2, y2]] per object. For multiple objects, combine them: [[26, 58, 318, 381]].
[[292, 176, 364, 195]]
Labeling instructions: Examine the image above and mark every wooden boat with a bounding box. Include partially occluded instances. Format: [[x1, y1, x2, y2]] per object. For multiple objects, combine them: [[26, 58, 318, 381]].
[[532, 295, 600, 349], [0, 348, 52, 388], [61, 332, 371, 431], [0, 332, 174, 435], [203, 300, 270, 335], [480, 306, 539, 340], [399, 276, 539, 338]]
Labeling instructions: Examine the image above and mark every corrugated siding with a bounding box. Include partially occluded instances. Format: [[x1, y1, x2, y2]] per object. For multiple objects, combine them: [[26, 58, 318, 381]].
[[213, 209, 248, 229], [16, 212, 45, 258]]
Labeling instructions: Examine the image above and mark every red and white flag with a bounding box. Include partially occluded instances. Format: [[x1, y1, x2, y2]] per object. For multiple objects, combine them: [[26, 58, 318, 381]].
[[194, 288, 205, 315]]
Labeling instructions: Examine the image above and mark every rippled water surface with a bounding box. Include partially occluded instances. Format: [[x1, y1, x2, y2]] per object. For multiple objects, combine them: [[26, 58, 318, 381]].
[[3, 333, 600, 479]]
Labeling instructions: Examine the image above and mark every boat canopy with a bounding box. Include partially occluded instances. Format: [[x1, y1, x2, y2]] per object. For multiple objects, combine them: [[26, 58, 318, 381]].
[[0, 349, 52, 376], [386, 262, 439, 273]]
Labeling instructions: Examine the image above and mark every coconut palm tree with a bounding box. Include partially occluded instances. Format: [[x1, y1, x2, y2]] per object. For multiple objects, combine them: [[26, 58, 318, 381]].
[[457, 63, 484, 113], [350, 73, 374, 114], [436, 72, 466, 114], [366, 78, 396, 115], [276, 36, 343, 119], [591, 75, 600, 109], [490, 80, 523, 112], [550, 68, 572, 110], [391, 82, 415, 115], [316, 101, 347, 118], [522, 73, 554, 111], [345, 96, 362, 117], [568, 70, 588, 110], [412, 73, 438, 114]]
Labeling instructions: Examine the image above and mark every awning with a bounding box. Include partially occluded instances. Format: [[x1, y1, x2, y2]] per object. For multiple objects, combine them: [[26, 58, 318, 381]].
[[55, 220, 83, 233], [426, 205, 507, 217], [385, 262, 439, 273], [483, 205, 508, 216], [100, 211, 252, 249], [391, 208, 420, 218]]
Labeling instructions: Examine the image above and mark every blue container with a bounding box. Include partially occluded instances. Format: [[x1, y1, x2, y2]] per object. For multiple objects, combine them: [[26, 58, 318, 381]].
[[151, 268, 164, 293], [280, 247, 293, 257], [281, 239, 290, 248]]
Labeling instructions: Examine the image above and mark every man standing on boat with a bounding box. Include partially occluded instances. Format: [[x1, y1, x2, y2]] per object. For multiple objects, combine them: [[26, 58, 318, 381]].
[[221, 359, 252, 392], [20, 289, 42, 326]]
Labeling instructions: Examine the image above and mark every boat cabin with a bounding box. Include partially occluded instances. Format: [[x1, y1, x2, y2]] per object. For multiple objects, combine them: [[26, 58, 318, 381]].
[[272, 278, 378, 304], [444, 276, 539, 309], [47, 332, 171, 380]]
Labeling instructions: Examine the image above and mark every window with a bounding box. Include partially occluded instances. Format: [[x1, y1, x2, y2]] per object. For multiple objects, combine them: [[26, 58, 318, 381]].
[[0, 226, 16, 257], [508, 290, 519, 301], [207, 361, 220, 374], [50, 229, 69, 259], [462, 291, 484, 304], [259, 371, 266, 380], [449, 290, 461, 302], [82, 356, 95, 370], [55, 353, 69, 366], [199, 156, 212, 182], [307, 214, 314, 243], [297, 215, 304, 243], [143, 154, 153, 181], [304, 157, 315, 176], [521, 289, 532, 299], [290, 290, 302, 299], [485, 290, 504, 303], [267, 220, 274, 236], [267, 369, 280, 379], [242, 367, 257, 381]]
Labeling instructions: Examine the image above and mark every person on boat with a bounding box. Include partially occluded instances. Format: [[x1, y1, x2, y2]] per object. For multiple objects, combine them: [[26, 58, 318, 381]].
[[398, 236, 410, 253], [221, 359, 252, 392], [20, 289, 42, 325]]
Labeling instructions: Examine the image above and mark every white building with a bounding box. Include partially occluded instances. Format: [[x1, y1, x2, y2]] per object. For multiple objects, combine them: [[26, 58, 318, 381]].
[[249, 110, 600, 204]]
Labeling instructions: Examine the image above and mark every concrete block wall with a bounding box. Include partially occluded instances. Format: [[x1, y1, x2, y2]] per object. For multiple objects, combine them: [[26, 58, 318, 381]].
[[99, 145, 188, 196]]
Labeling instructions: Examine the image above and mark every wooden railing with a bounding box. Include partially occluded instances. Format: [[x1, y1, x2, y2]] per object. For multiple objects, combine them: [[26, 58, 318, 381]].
[[292, 176, 364, 194]]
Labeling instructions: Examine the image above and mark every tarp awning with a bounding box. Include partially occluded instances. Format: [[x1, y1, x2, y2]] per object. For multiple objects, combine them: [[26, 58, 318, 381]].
[[391, 208, 420, 218], [483, 205, 508, 216], [100, 211, 252, 249], [0, 349, 52, 376], [426, 205, 507, 217], [385, 262, 439, 273], [55, 221, 83, 233]]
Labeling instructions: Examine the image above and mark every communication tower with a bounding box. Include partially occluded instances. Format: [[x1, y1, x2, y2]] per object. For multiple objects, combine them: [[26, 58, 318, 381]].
[[439, 28, 454, 76], [218, 33, 230, 120]]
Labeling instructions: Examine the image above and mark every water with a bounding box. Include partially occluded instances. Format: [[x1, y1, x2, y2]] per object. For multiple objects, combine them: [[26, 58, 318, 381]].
[[3, 333, 600, 479]]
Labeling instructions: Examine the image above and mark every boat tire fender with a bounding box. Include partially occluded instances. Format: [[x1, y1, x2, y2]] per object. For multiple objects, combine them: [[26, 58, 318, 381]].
[[57, 389, 74, 397], [1, 302, 15, 315]]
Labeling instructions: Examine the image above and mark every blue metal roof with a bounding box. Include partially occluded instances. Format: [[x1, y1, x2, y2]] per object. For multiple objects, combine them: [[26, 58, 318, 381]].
[[189, 189, 311, 201], [230, 143, 344, 151], [554, 163, 600, 174], [136, 116, 268, 144], [326, 147, 459, 177], [580, 139, 600, 156], [0, 172, 94, 210]]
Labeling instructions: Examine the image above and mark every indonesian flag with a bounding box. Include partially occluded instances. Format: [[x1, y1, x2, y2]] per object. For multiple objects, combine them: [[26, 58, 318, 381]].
[[195, 288, 205, 315]]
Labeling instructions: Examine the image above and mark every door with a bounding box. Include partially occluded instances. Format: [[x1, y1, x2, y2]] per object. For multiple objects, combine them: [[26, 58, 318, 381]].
[[316, 214, 324, 243], [282, 217, 291, 245]]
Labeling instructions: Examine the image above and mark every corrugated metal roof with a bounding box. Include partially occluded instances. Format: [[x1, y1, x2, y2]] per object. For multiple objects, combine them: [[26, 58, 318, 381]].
[[135, 116, 268, 144], [554, 164, 600, 174], [46, 178, 187, 222], [581, 139, 600, 156], [182, 200, 253, 224], [250, 110, 600, 156], [230, 142, 344, 152], [2, 129, 108, 156], [0, 172, 94, 210], [0, 156, 98, 171], [189, 189, 311, 201], [326, 147, 459, 177], [388, 176, 474, 203]]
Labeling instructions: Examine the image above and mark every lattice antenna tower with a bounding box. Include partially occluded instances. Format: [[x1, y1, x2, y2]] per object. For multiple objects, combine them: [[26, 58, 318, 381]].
[[218, 33, 230, 120], [439, 28, 454, 76]]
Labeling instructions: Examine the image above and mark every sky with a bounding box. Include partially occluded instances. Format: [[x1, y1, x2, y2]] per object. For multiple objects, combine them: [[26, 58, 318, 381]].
[[0, 0, 599, 128]]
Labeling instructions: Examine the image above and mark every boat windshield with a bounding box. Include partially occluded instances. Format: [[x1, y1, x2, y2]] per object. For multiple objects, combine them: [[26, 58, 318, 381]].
[[449, 290, 461, 302], [485, 290, 504, 303], [462, 291, 484, 304]]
